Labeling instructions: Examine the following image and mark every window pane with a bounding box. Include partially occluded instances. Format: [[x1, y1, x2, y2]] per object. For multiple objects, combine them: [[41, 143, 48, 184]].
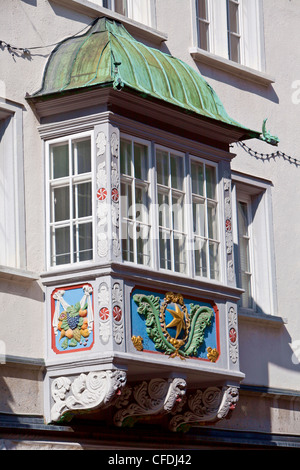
[[134, 143, 148, 180], [191, 162, 204, 196], [115, 0, 127, 15], [74, 182, 92, 219], [136, 224, 151, 266], [158, 190, 170, 228], [135, 185, 149, 223], [156, 150, 169, 186], [53, 226, 70, 265], [172, 193, 184, 232], [120, 139, 132, 176], [74, 222, 93, 262], [199, 21, 209, 50], [121, 182, 133, 220], [193, 199, 206, 237], [209, 241, 219, 280], [206, 165, 216, 199], [122, 220, 134, 262], [194, 237, 207, 277], [197, 0, 208, 20], [229, 34, 240, 63], [170, 154, 184, 190], [238, 201, 248, 236], [51, 143, 69, 179], [241, 273, 252, 308], [239, 237, 250, 272], [52, 186, 70, 222], [73, 139, 91, 175], [207, 201, 218, 240], [174, 233, 186, 273], [228, 0, 239, 34], [159, 229, 171, 270]]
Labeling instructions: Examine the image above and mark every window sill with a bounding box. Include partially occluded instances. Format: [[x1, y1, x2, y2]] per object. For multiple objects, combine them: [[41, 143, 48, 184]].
[[51, 0, 168, 45], [0, 265, 39, 283], [238, 309, 287, 328], [189, 47, 275, 87]]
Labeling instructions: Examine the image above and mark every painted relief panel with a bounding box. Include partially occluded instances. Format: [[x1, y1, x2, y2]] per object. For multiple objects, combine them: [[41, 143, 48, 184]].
[[51, 284, 94, 354], [131, 288, 220, 362]]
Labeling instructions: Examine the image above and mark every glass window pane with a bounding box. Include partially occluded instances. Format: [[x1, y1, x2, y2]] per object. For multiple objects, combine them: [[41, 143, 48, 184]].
[[73, 139, 91, 175], [194, 237, 207, 277], [197, 0, 208, 20], [174, 233, 186, 274], [74, 182, 92, 219], [239, 237, 250, 272], [158, 190, 170, 228], [122, 220, 134, 262], [191, 162, 204, 196], [238, 201, 248, 236], [52, 186, 70, 222], [135, 185, 149, 223], [74, 222, 93, 262], [207, 201, 218, 240], [172, 193, 184, 232], [209, 241, 219, 280], [206, 165, 216, 199], [159, 229, 171, 270], [241, 273, 252, 308], [156, 150, 169, 186], [229, 0, 239, 34], [136, 224, 151, 266], [121, 182, 133, 219], [51, 143, 69, 179], [134, 143, 148, 180], [193, 199, 206, 237], [53, 226, 70, 265], [115, 0, 127, 15], [170, 155, 184, 190], [120, 139, 132, 176], [229, 34, 240, 63], [199, 21, 209, 50]]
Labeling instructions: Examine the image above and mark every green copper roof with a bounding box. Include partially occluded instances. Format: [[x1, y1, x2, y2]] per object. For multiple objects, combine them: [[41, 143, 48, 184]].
[[32, 17, 261, 138]]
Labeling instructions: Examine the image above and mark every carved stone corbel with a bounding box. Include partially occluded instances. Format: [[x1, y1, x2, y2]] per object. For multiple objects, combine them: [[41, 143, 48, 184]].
[[50, 369, 127, 423], [168, 385, 239, 432], [113, 377, 187, 427]]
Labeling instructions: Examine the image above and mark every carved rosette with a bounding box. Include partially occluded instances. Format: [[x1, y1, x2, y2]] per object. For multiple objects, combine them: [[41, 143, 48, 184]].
[[223, 172, 235, 284], [113, 377, 187, 428], [228, 306, 238, 364], [169, 385, 239, 432], [98, 282, 111, 345], [112, 282, 124, 345], [110, 131, 121, 259], [50, 369, 127, 423], [96, 131, 109, 258]]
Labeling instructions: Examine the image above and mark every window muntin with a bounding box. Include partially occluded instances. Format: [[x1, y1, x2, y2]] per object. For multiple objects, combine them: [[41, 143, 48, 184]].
[[120, 137, 151, 267], [48, 135, 93, 267]]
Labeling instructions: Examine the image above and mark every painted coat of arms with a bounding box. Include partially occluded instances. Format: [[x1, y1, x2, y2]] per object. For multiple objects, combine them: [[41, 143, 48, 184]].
[[131, 290, 219, 361]]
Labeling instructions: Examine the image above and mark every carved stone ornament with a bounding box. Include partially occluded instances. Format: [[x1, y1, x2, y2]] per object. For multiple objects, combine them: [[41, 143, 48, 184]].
[[50, 369, 127, 423], [169, 385, 239, 432], [113, 377, 187, 428], [228, 306, 238, 364]]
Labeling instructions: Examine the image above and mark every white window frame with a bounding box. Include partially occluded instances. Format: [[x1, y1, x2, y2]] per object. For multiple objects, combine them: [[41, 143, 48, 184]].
[[93, 0, 154, 27], [232, 173, 277, 316], [0, 99, 26, 270], [45, 131, 95, 270]]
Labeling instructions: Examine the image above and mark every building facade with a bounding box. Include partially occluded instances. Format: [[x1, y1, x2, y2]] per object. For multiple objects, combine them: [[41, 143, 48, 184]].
[[0, 0, 300, 450]]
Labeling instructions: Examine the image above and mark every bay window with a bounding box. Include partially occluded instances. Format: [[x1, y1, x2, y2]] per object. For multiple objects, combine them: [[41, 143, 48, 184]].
[[120, 135, 220, 281], [47, 133, 93, 267]]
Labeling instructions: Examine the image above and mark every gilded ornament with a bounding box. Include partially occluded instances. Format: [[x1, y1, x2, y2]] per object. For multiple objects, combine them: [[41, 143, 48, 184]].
[[207, 347, 219, 362], [131, 336, 143, 351]]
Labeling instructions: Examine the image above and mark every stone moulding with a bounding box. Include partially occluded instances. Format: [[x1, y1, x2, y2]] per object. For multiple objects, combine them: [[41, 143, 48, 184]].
[[50, 369, 127, 423], [169, 385, 239, 432], [113, 377, 187, 428]]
